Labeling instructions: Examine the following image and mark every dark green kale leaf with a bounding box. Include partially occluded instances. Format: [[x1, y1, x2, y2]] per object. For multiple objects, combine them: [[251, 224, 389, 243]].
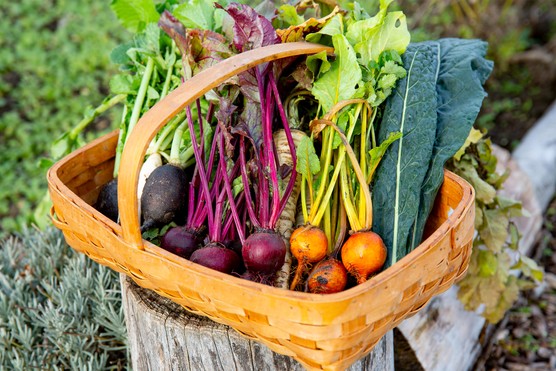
[[371, 43, 439, 267]]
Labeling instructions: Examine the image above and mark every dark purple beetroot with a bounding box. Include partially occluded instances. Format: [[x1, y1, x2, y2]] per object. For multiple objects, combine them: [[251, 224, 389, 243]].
[[242, 230, 286, 274], [160, 226, 202, 259], [190, 245, 241, 274], [140, 164, 188, 231], [95, 178, 119, 222]]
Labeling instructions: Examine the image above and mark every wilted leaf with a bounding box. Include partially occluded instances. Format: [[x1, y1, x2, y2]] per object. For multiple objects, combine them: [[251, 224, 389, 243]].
[[454, 127, 484, 161], [276, 8, 339, 43], [496, 195, 523, 218], [513, 255, 544, 282], [455, 160, 497, 204], [482, 275, 520, 323], [479, 208, 509, 253]]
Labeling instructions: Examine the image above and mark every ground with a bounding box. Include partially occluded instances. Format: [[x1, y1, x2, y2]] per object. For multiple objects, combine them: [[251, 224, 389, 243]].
[[482, 198, 556, 370]]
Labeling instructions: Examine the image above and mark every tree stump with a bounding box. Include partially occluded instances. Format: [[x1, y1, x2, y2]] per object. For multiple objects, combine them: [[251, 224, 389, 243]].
[[120, 275, 394, 371]]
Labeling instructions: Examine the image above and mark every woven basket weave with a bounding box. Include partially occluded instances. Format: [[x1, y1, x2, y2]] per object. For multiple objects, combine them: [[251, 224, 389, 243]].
[[47, 42, 475, 370]]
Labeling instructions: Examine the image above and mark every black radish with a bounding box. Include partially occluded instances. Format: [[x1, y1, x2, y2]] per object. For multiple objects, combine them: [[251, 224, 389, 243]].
[[95, 178, 119, 222], [140, 164, 188, 231]]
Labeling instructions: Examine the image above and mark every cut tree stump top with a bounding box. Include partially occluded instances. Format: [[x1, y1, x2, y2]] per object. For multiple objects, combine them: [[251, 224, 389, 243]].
[[120, 274, 394, 371]]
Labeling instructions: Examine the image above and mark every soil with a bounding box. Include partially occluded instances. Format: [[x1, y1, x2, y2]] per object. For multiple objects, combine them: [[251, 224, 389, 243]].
[[485, 39, 556, 149]]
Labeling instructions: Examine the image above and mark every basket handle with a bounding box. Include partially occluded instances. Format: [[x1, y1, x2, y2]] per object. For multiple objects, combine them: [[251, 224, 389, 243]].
[[118, 42, 333, 249]]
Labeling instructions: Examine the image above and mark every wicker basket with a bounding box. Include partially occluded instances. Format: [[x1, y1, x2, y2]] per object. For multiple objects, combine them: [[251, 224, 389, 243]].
[[47, 42, 475, 371]]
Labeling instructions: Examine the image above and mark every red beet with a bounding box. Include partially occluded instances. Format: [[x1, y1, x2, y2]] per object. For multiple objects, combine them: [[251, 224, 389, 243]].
[[190, 245, 241, 274], [242, 230, 286, 274], [160, 226, 202, 259]]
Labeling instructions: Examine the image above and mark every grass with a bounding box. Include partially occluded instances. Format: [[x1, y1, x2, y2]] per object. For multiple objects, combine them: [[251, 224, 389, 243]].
[[0, 0, 127, 237]]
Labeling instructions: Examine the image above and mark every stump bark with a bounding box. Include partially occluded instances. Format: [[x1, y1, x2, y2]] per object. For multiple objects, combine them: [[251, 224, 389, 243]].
[[120, 274, 394, 371]]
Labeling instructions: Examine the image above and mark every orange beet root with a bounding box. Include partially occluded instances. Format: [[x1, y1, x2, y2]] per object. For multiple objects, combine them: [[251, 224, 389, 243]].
[[307, 259, 348, 294], [289, 225, 328, 290], [290, 225, 328, 264], [341, 231, 386, 284]]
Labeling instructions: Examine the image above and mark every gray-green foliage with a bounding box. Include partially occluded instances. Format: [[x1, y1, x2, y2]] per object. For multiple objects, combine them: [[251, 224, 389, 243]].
[[0, 228, 127, 370]]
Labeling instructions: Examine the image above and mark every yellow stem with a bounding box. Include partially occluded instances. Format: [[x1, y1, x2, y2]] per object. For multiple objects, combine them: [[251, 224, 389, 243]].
[[310, 126, 334, 221], [324, 202, 332, 251], [319, 119, 374, 230], [301, 175, 309, 224], [359, 104, 367, 226], [340, 159, 361, 231]]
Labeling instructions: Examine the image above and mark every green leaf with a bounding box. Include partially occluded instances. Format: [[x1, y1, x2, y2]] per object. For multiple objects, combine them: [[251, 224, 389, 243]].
[[274, 4, 304, 28], [410, 39, 493, 250], [346, 0, 410, 64], [111, 0, 160, 33], [306, 51, 331, 80], [378, 73, 398, 91], [372, 43, 439, 266], [173, 0, 218, 31], [110, 42, 133, 66], [38, 158, 55, 170], [232, 176, 244, 198], [475, 204, 484, 229], [507, 222, 520, 250], [480, 209, 510, 253], [296, 136, 321, 179], [50, 133, 73, 160], [380, 60, 407, 77], [147, 86, 160, 101], [332, 112, 349, 149], [311, 34, 362, 113], [368, 131, 402, 181], [109, 74, 134, 95]]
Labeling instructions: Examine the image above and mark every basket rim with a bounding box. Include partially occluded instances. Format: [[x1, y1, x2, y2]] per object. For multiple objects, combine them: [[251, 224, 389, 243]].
[[47, 129, 475, 305]]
